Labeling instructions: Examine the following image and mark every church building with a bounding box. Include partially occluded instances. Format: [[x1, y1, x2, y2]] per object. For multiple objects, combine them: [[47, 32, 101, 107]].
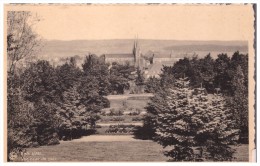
[[103, 38, 147, 69], [104, 38, 180, 78]]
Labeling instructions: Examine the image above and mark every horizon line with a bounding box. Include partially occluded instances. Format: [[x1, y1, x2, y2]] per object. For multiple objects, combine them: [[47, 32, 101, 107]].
[[43, 38, 248, 42]]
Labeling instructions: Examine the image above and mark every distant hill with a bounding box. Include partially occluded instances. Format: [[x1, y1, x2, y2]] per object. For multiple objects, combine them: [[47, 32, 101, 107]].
[[39, 39, 248, 60]]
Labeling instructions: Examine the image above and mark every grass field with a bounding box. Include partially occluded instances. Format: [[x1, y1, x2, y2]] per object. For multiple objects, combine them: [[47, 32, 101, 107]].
[[24, 135, 249, 162], [25, 140, 168, 162]]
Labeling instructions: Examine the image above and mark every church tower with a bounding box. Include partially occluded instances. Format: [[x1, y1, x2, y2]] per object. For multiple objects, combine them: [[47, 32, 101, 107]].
[[133, 36, 140, 67]]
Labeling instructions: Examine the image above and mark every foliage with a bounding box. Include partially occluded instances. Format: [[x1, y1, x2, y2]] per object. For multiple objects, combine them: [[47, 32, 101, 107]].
[[30, 101, 60, 146], [7, 79, 37, 154], [132, 117, 143, 121], [198, 54, 215, 93], [108, 108, 124, 116], [8, 55, 112, 156], [213, 54, 232, 94], [78, 76, 110, 113], [56, 59, 82, 94], [228, 65, 248, 143], [7, 11, 41, 74], [105, 124, 136, 134], [109, 117, 125, 122], [157, 52, 249, 144], [135, 67, 145, 86], [154, 78, 196, 161], [82, 54, 110, 96], [144, 76, 161, 93], [21, 60, 60, 103], [191, 92, 238, 161], [137, 89, 169, 140], [145, 77, 239, 161], [109, 62, 135, 94], [162, 52, 248, 96], [133, 113, 156, 140], [57, 86, 89, 140], [229, 51, 248, 94], [159, 66, 176, 88], [7, 87, 60, 154]]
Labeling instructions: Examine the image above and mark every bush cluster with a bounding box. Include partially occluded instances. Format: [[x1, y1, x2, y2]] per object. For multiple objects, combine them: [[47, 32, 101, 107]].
[[105, 124, 136, 134]]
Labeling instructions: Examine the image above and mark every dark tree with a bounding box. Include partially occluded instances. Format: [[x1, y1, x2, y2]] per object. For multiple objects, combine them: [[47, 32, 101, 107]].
[[56, 61, 82, 99], [213, 54, 231, 94], [199, 54, 215, 93], [229, 65, 248, 143], [21, 60, 60, 103], [229, 51, 248, 94], [82, 54, 110, 96], [144, 77, 161, 93], [160, 66, 175, 88], [109, 62, 135, 94]]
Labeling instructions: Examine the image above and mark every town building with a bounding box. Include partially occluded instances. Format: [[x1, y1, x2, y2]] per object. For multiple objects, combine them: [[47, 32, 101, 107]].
[[104, 38, 180, 78]]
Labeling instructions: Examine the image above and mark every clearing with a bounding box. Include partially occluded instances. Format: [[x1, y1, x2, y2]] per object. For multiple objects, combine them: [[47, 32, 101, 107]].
[[25, 135, 249, 162]]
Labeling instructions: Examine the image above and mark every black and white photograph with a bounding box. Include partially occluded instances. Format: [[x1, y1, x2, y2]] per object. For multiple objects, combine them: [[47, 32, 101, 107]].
[[4, 3, 255, 162]]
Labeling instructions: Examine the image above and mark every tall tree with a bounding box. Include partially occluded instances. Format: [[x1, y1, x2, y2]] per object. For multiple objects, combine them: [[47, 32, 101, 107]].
[[229, 65, 248, 143], [199, 54, 215, 93], [154, 77, 195, 161], [147, 77, 238, 161], [229, 51, 248, 94], [7, 11, 42, 74], [191, 90, 238, 161], [82, 54, 110, 96], [57, 86, 90, 140], [213, 54, 231, 94], [77, 75, 109, 127]]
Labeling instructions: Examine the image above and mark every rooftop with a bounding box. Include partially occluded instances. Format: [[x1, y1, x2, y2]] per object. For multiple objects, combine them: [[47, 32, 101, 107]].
[[105, 53, 134, 59]]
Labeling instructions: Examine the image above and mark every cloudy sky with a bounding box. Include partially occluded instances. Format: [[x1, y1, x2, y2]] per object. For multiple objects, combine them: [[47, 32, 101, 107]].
[[5, 4, 254, 41]]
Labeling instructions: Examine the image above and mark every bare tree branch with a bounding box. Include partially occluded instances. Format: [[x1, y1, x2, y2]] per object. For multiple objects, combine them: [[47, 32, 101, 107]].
[[7, 11, 42, 74]]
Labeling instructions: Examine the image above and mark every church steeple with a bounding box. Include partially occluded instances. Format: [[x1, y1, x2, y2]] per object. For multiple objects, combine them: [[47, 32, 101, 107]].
[[133, 35, 140, 67]]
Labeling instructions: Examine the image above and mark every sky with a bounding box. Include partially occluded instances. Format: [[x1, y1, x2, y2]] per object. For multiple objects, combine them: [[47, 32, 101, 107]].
[[5, 4, 255, 41]]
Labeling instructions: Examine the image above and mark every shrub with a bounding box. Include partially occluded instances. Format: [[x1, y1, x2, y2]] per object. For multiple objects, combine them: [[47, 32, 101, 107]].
[[109, 108, 123, 116], [110, 117, 125, 121], [105, 124, 136, 134], [132, 117, 142, 121]]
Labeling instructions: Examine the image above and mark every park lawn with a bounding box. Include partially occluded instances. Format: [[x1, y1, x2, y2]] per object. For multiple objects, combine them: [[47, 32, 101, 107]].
[[24, 139, 248, 162], [24, 140, 169, 162]]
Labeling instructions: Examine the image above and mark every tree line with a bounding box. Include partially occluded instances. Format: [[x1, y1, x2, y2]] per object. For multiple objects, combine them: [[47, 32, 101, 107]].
[[7, 54, 139, 156], [138, 52, 248, 161], [145, 52, 248, 95]]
